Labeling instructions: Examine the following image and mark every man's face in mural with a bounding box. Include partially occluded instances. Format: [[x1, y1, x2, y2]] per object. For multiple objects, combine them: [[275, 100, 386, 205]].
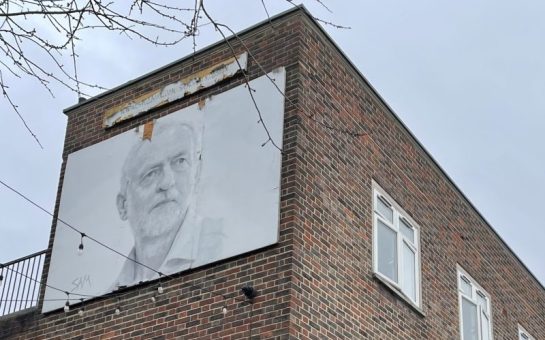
[[117, 123, 198, 242]]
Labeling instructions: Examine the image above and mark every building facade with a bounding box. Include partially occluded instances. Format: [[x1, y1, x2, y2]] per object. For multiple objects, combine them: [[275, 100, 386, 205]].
[[1, 7, 544, 339]]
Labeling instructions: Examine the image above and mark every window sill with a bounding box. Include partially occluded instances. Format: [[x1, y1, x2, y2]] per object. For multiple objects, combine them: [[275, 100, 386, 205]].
[[372, 273, 425, 317]]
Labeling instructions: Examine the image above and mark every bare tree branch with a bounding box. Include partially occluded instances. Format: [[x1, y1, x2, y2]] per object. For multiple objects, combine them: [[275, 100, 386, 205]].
[[0, 0, 197, 147], [0, 0, 352, 148], [199, 2, 363, 143], [260, 0, 274, 28], [0, 69, 43, 148], [201, 0, 282, 152]]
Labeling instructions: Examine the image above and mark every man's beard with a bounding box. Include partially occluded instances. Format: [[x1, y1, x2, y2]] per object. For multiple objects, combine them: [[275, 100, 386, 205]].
[[132, 201, 189, 240]]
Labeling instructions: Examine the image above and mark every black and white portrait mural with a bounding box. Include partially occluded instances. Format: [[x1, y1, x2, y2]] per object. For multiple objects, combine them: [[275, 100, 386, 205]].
[[42, 68, 285, 312]]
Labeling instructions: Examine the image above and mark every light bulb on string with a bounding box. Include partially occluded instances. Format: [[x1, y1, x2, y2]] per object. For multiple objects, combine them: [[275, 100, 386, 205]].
[[78, 299, 85, 317], [157, 273, 164, 294], [150, 295, 156, 303], [77, 233, 85, 256], [114, 298, 121, 315], [221, 294, 228, 316], [64, 292, 70, 313]]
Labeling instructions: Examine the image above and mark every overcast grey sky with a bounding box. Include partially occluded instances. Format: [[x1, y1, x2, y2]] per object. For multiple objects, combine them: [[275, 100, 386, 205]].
[[0, 0, 543, 286]]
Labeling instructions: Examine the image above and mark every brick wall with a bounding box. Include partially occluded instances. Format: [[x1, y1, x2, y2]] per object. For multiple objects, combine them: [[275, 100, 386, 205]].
[[288, 12, 545, 339], [1, 7, 543, 340], [0, 9, 305, 340]]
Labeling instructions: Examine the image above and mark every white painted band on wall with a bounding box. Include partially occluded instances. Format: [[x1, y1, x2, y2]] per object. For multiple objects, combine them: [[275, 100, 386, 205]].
[[103, 53, 248, 127]]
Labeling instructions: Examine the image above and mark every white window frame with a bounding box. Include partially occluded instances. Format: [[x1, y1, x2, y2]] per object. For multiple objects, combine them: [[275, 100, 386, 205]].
[[457, 266, 493, 340], [518, 324, 535, 340], [372, 182, 421, 307]]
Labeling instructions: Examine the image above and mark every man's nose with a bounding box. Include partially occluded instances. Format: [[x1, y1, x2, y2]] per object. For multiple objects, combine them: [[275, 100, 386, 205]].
[[157, 166, 175, 191]]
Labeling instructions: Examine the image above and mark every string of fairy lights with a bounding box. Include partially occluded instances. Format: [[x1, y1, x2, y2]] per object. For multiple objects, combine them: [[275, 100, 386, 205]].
[[0, 178, 255, 318], [0, 262, 240, 318]]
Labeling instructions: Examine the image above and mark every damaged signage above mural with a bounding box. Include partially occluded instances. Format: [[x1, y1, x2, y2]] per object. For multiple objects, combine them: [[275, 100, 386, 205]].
[[43, 67, 285, 313], [103, 52, 248, 128]]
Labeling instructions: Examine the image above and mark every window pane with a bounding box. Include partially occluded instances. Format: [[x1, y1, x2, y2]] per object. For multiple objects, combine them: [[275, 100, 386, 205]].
[[377, 197, 393, 223], [400, 218, 415, 243], [460, 276, 472, 297], [462, 297, 479, 340], [402, 243, 416, 302], [477, 291, 488, 313], [377, 220, 397, 282], [481, 312, 490, 340]]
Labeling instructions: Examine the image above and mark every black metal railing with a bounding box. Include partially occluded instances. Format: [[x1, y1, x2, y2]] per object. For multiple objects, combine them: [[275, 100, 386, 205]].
[[0, 250, 46, 317]]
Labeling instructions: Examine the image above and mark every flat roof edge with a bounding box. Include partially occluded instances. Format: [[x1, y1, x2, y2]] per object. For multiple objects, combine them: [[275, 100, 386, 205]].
[[63, 5, 306, 114], [298, 11, 545, 292]]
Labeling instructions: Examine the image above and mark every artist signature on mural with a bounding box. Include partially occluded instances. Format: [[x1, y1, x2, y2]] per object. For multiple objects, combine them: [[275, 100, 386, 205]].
[[71, 274, 92, 292]]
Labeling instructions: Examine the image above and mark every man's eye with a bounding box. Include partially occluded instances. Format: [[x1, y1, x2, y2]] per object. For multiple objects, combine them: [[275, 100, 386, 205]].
[[141, 168, 161, 184], [171, 157, 188, 170]]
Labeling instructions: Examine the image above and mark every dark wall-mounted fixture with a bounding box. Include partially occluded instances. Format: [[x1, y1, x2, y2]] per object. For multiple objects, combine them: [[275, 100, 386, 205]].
[[241, 285, 258, 301]]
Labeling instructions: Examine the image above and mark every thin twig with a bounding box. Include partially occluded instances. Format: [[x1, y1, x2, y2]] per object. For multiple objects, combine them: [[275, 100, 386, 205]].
[[260, 0, 273, 28], [201, 0, 283, 152], [203, 11, 365, 139], [0, 70, 43, 148]]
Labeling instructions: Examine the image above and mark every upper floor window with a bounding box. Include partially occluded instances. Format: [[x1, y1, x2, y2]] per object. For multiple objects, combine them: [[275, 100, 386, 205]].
[[372, 183, 421, 307], [518, 325, 535, 340], [457, 267, 492, 340]]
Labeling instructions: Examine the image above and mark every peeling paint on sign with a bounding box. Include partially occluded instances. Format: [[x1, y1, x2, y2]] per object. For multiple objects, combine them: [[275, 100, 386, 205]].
[[103, 52, 248, 128], [142, 121, 154, 140]]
